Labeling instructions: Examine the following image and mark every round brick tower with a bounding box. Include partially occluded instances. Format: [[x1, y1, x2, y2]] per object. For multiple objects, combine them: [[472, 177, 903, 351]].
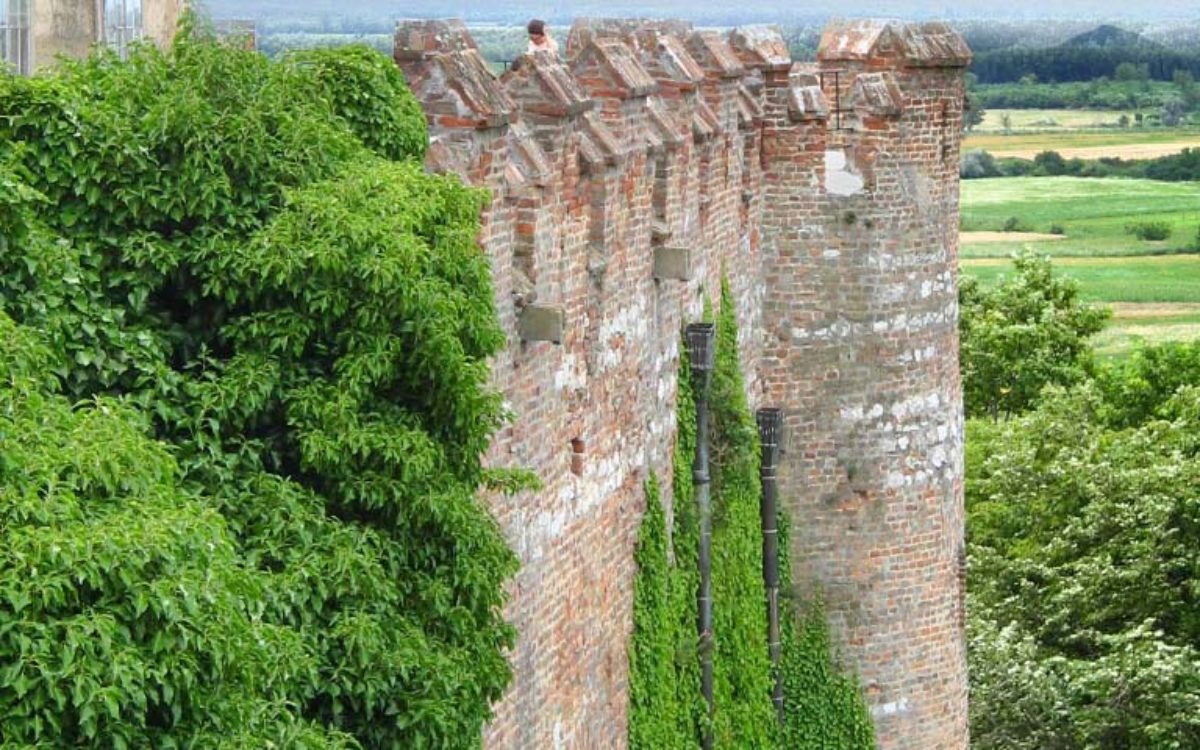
[[754, 20, 971, 750]]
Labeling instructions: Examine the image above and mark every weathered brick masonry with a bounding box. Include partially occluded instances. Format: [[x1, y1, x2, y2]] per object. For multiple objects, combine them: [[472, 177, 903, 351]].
[[395, 18, 969, 750]]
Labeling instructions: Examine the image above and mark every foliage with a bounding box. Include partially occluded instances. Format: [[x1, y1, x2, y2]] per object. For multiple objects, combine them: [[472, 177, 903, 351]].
[[1001, 215, 1027, 232], [285, 45, 427, 161], [258, 33, 393, 60], [969, 149, 1200, 182], [960, 148, 1002, 179], [708, 282, 775, 749], [628, 292, 873, 748], [1095, 340, 1200, 427], [627, 337, 704, 750], [964, 96, 986, 132], [0, 313, 356, 749], [671, 343, 706, 745], [1033, 149, 1069, 176], [1125, 220, 1173, 241], [776, 513, 875, 749], [959, 253, 1109, 418], [970, 79, 1183, 111], [628, 476, 690, 750], [967, 383, 1200, 749], [971, 43, 1200, 85], [0, 23, 519, 749]]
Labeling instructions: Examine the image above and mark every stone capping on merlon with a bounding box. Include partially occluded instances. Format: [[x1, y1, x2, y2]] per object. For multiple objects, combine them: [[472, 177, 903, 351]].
[[393, 18, 971, 198]]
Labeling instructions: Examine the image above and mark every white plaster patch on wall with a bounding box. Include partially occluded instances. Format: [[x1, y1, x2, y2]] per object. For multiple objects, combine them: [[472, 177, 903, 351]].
[[598, 302, 650, 372], [889, 390, 942, 422], [554, 353, 586, 393], [872, 697, 911, 718], [517, 446, 638, 561], [792, 303, 955, 343], [930, 445, 947, 469], [825, 149, 865, 196]]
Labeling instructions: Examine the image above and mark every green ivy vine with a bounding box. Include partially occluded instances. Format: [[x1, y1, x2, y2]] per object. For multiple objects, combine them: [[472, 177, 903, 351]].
[[777, 513, 876, 749], [628, 283, 874, 749], [709, 281, 776, 748]]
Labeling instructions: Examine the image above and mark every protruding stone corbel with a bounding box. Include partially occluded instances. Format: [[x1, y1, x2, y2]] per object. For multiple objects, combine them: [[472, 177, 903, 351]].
[[518, 305, 566, 345], [653, 245, 692, 281]]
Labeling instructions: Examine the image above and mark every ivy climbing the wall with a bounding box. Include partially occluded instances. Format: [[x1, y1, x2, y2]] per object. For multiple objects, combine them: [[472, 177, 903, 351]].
[[628, 341, 704, 750], [777, 513, 876, 749], [627, 286, 874, 749], [1, 18, 528, 748], [628, 476, 682, 749], [708, 282, 776, 748]]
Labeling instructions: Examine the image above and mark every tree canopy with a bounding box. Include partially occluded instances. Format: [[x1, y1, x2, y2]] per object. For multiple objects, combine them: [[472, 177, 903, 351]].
[[959, 253, 1109, 420], [1, 21, 525, 748]]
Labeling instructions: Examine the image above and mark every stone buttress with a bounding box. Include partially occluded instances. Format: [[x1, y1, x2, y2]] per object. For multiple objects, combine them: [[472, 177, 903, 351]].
[[395, 17, 969, 750]]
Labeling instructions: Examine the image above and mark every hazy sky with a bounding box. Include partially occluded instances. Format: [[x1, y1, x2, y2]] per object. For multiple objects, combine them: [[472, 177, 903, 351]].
[[204, 0, 1200, 25]]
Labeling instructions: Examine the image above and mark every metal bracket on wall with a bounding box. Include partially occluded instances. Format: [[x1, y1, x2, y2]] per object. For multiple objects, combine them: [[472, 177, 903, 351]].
[[818, 69, 851, 132]]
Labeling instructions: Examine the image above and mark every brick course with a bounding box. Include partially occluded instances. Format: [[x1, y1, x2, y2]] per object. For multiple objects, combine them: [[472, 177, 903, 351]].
[[396, 18, 969, 750]]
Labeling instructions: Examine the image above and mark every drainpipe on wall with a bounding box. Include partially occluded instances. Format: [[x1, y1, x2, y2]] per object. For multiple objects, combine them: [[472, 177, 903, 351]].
[[686, 322, 716, 750], [95, 0, 105, 43], [756, 407, 785, 721]]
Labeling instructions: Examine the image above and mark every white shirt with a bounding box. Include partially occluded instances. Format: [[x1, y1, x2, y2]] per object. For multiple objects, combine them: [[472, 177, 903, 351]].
[[526, 35, 559, 57]]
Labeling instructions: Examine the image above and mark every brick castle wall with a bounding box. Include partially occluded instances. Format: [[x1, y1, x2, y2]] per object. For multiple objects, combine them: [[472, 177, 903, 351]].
[[395, 18, 969, 750]]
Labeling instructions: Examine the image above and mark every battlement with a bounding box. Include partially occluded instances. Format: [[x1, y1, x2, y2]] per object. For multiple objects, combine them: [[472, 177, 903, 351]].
[[395, 18, 969, 750]]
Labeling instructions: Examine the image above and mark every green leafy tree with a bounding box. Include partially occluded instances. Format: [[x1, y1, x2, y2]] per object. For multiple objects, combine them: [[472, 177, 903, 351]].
[[0, 313, 357, 749], [1096, 341, 1200, 427], [1, 21, 524, 749], [959, 253, 1109, 419], [968, 384, 1200, 749]]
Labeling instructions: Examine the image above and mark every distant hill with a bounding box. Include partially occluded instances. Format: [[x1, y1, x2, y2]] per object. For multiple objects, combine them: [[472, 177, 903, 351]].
[[971, 20, 1200, 83], [1062, 24, 1155, 48]]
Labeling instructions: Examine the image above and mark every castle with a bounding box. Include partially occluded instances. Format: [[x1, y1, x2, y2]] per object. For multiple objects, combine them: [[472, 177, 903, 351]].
[[395, 17, 970, 750], [8, 10, 970, 747]]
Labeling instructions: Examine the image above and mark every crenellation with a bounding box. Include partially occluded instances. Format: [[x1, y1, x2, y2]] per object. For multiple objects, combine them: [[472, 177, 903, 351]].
[[394, 16, 969, 750]]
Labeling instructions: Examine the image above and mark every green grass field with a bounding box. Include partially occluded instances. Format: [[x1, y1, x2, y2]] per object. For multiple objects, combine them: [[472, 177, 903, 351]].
[[960, 176, 1200, 356], [960, 177, 1200, 258], [961, 255, 1200, 303]]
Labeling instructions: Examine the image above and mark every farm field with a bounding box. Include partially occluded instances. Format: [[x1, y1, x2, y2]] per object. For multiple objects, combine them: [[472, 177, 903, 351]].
[[974, 108, 1134, 132], [963, 129, 1200, 159], [960, 177, 1200, 258], [959, 176, 1200, 356]]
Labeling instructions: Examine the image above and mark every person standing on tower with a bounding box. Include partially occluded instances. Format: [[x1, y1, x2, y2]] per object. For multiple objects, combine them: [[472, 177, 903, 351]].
[[526, 19, 559, 57]]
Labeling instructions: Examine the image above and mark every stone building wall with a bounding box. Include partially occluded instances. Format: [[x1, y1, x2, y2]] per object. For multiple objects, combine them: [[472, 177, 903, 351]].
[[29, 0, 185, 72], [395, 18, 969, 750]]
